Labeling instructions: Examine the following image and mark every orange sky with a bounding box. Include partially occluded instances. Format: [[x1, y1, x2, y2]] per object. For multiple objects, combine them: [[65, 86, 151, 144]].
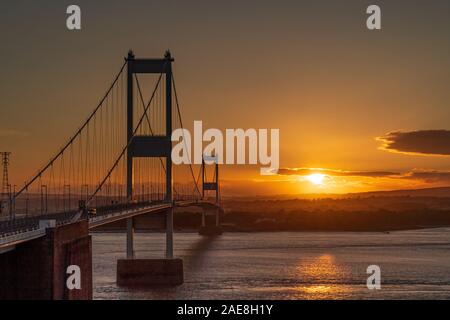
[[1, 1, 450, 196]]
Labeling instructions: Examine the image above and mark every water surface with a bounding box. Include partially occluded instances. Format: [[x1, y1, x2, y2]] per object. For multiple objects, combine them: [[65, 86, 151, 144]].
[[92, 228, 450, 299]]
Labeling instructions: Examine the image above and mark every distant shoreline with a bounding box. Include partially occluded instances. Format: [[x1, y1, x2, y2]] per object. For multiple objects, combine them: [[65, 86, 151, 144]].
[[91, 224, 450, 234], [92, 194, 450, 234]]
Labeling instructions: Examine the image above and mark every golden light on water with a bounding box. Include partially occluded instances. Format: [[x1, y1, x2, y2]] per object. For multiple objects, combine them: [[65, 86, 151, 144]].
[[303, 285, 336, 294], [295, 254, 352, 299], [296, 254, 339, 279]]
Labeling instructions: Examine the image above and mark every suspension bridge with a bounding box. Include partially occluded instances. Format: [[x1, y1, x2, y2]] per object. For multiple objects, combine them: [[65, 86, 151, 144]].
[[0, 51, 223, 299]]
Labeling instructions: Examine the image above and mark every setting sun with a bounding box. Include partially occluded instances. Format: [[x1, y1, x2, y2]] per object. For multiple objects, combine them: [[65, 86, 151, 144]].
[[306, 174, 326, 186]]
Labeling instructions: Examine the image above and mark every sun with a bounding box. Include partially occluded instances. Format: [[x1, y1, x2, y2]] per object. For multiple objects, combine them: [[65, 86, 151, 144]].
[[306, 173, 326, 186]]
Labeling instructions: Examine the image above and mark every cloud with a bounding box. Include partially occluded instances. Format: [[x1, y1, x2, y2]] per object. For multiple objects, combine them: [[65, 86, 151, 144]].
[[277, 167, 450, 184], [377, 130, 450, 156], [401, 169, 450, 183], [277, 168, 399, 178]]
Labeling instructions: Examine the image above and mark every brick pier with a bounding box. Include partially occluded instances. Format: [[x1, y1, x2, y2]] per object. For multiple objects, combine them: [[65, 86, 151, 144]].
[[0, 220, 92, 300]]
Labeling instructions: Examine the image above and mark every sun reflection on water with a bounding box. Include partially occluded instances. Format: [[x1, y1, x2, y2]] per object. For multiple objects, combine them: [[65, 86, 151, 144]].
[[294, 254, 352, 299]]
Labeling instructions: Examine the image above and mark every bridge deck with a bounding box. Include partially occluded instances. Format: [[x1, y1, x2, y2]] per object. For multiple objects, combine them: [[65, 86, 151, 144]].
[[0, 199, 213, 253]]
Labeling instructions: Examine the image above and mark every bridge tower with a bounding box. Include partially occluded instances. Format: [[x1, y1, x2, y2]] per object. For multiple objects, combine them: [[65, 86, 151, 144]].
[[199, 154, 223, 235], [124, 50, 174, 259], [117, 50, 183, 286]]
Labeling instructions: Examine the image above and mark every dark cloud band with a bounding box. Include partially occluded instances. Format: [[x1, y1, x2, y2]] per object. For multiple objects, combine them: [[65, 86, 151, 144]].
[[277, 167, 450, 183], [402, 170, 450, 182], [377, 130, 450, 156]]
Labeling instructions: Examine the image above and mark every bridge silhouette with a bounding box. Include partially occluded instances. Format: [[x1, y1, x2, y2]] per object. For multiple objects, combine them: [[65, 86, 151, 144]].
[[0, 51, 223, 299]]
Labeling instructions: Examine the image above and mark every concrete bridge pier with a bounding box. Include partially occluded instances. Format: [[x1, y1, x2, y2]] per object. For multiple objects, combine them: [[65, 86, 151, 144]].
[[126, 218, 135, 259], [215, 207, 220, 227], [117, 207, 183, 287], [0, 219, 93, 300], [201, 210, 206, 227], [199, 206, 223, 236]]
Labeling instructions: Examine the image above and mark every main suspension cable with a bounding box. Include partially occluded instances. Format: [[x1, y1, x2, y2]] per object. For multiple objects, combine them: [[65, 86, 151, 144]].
[[13, 61, 128, 201], [87, 71, 164, 204], [172, 72, 202, 198]]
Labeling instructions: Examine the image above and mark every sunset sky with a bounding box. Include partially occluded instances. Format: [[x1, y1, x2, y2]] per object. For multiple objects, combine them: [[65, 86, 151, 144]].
[[1, 0, 450, 196]]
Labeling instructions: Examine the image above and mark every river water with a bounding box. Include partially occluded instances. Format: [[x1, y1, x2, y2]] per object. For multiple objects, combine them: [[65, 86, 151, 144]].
[[92, 228, 450, 299]]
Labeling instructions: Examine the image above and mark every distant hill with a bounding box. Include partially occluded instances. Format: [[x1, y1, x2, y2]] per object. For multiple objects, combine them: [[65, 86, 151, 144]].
[[345, 186, 450, 198], [222, 186, 450, 201], [191, 187, 450, 232]]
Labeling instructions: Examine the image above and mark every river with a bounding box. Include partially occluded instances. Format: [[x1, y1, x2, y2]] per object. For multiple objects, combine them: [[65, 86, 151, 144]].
[[92, 228, 450, 299]]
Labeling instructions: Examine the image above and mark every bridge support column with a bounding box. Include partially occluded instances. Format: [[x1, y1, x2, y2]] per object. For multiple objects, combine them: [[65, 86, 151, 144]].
[[0, 220, 92, 300], [166, 207, 173, 259], [215, 207, 220, 227], [126, 218, 135, 259], [199, 208, 223, 236]]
